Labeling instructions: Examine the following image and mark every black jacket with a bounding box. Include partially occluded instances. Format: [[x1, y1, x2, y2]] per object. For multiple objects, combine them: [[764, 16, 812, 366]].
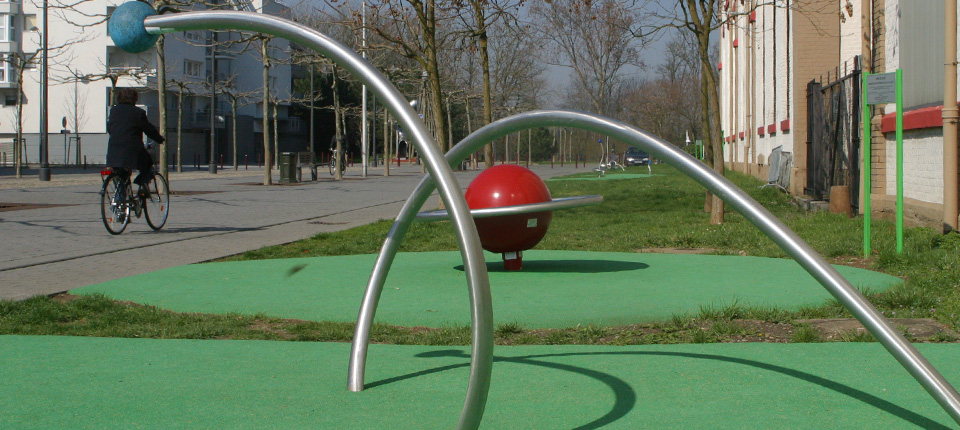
[[106, 104, 164, 169]]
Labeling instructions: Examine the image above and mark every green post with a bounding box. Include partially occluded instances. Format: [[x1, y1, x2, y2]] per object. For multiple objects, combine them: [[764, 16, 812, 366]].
[[895, 69, 904, 253], [862, 71, 872, 257]]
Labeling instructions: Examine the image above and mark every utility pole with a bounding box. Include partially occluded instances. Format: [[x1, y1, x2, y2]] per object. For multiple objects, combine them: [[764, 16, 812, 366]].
[[361, 0, 368, 177], [38, 0, 50, 181]]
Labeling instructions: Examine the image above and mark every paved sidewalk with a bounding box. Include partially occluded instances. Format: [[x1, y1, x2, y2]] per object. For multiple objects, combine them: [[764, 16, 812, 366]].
[[0, 163, 586, 300]]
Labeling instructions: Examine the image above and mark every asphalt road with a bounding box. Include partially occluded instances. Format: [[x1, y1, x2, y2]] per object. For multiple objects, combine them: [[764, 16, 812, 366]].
[[0, 163, 584, 300]]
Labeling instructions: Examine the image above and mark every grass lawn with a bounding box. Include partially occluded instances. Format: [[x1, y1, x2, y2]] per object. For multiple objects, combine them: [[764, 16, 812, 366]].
[[3, 164, 960, 344]]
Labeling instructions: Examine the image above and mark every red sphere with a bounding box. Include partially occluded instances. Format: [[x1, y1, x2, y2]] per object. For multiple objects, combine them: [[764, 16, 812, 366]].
[[465, 164, 553, 253]]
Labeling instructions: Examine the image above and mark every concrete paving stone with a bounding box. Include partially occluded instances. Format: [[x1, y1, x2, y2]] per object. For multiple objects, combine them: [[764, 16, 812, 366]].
[[0, 163, 586, 300]]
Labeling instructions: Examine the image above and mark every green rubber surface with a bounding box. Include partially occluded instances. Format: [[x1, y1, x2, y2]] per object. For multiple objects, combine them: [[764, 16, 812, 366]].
[[2, 336, 957, 429], [547, 173, 658, 181], [73, 251, 901, 328]]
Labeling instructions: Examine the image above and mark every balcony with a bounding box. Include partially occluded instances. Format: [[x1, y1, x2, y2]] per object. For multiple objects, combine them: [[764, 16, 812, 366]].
[[0, 2, 19, 14]]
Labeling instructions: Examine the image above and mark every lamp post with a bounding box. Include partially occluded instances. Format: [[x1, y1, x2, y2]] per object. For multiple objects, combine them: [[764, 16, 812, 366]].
[[38, 0, 50, 181]]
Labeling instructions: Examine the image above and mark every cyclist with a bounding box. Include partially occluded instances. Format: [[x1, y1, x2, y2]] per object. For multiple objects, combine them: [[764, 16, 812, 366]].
[[106, 88, 165, 198]]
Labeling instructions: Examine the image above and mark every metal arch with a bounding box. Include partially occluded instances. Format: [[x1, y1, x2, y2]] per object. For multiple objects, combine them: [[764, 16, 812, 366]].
[[142, 11, 494, 429], [350, 110, 960, 427]]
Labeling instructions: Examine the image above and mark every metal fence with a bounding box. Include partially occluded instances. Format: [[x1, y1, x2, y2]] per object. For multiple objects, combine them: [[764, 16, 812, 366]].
[[805, 60, 862, 212]]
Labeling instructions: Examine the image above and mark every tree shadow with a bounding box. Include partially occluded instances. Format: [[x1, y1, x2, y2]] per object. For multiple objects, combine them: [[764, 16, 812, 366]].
[[364, 349, 951, 430], [455, 259, 648, 274], [160, 226, 264, 233]]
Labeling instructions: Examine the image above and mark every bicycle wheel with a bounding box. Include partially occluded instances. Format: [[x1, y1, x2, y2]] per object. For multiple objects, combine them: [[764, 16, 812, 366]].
[[144, 173, 170, 231], [328, 154, 335, 175], [100, 174, 130, 235]]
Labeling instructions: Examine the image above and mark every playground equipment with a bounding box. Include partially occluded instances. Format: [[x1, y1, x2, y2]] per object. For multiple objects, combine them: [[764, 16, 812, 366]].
[[109, 4, 960, 429], [416, 164, 602, 271]]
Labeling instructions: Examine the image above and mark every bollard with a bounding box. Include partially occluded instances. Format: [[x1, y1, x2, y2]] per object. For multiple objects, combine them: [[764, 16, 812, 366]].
[[258, 153, 262, 167], [245, 155, 248, 170], [219, 154, 223, 169], [83, 155, 87, 169], [551, 155, 554, 168]]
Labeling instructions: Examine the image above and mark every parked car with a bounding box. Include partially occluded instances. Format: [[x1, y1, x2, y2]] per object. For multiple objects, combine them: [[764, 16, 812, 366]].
[[624, 147, 650, 166]]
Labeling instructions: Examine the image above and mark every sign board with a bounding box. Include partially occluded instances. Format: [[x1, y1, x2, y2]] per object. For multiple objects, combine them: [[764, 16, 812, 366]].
[[865, 72, 897, 104]]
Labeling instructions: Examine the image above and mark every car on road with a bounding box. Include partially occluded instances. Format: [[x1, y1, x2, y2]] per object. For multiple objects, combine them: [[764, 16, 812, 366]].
[[624, 147, 650, 166]]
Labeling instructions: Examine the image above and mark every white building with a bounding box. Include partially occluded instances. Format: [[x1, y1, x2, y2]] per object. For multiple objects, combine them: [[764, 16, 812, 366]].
[[0, 0, 303, 167], [719, 0, 960, 231]]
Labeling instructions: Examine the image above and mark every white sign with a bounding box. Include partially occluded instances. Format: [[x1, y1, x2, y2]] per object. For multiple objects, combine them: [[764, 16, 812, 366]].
[[865, 73, 897, 104]]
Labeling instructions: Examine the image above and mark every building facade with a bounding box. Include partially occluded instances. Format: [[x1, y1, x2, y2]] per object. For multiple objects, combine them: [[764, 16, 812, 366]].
[[0, 0, 304, 168], [719, 0, 960, 230]]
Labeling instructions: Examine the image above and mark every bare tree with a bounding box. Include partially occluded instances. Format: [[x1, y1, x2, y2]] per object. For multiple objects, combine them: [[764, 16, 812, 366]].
[[452, 0, 523, 167], [328, 0, 456, 152], [530, 0, 640, 116], [636, 0, 731, 224]]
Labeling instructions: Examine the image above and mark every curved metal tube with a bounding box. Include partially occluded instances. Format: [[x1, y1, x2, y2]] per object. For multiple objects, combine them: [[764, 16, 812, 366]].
[[351, 110, 960, 426], [143, 11, 493, 429]]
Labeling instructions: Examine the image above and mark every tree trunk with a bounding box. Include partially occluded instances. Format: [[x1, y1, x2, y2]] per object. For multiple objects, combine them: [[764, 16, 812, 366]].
[[262, 39, 272, 185], [273, 102, 279, 170], [383, 110, 390, 176], [700, 59, 714, 214], [333, 66, 343, 181], [156, 35, 168, 182], [177, 85, 183, 173], [423, 0, 448, 153], [473, 1, 494, 168], [232, 97, 238, 170], [15, 70, 23, 178], [699, 34, 725, 224]]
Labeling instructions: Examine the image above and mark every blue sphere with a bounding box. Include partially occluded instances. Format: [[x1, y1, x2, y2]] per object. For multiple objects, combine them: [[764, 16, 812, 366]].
[[108, 2, 159, 54]]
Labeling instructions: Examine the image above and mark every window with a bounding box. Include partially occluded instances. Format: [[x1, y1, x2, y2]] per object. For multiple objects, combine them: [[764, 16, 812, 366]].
[[184, 31, 202, 42], [24, 15, 37, 32], [183, 60, 201, 77], [5, 95, 16, 106], [0, 14, 8, 42], [0, 56, 9, 83], [106, 7, 115, 35]]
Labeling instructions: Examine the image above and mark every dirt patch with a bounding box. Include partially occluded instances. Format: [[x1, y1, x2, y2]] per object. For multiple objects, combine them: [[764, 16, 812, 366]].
[[797, 318, 958, 341]]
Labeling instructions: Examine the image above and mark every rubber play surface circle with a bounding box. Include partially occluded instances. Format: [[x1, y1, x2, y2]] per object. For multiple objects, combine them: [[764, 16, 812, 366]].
[[73, 250, 901, 328], [2, 336, 956, 429]]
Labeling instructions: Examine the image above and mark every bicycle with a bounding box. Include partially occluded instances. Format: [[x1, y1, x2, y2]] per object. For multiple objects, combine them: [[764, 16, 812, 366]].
[[99, 167, 170, 235], [328, 148, 346, 176]]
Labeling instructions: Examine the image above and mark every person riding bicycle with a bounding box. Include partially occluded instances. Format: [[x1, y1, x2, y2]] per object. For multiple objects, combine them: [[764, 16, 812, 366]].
[[106, 88, 164, 198]]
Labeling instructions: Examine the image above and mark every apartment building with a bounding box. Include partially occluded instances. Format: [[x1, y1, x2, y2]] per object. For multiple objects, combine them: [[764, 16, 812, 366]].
[[0, 0, 303, 167]]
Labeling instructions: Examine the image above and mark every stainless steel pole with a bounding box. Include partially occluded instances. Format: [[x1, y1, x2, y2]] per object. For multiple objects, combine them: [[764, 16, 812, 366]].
[[144, 11, 492, 429], [349, 110, 960, 428]]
